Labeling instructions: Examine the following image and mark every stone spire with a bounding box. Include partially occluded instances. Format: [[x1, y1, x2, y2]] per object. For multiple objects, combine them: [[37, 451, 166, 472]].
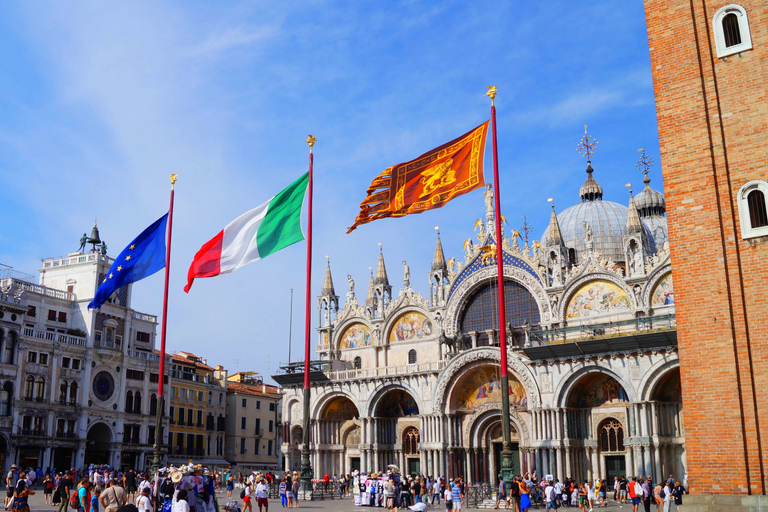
[[374, 246, 389, 286], [546, 202, 564, 246], [431, 230, 447, 272], [625, 188, 645, 235], [321, 259, 335, 296], [365, 268, 375, 306]]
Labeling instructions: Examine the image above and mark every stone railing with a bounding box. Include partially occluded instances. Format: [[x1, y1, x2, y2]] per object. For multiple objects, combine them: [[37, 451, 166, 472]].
[[325, 360, 446, 381], [22, 326, 87, 347], [42, 253, 112, 269], [0, 278, 75, 301], [127, 349, 160, 362], [132, 310, 157, 323]]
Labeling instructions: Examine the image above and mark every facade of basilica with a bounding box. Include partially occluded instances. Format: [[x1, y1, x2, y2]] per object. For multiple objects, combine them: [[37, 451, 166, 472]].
[[280, 156, 684, 487]]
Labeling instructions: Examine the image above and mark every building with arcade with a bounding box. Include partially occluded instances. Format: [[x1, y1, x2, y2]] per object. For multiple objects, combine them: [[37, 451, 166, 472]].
[[279, 151, 684, 486]]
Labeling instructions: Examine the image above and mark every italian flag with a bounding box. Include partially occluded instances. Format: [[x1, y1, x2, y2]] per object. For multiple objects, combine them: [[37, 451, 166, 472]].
[[184, 172, 309, 293]]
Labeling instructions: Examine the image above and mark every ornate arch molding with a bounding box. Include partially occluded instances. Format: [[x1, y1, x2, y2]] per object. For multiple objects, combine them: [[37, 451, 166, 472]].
[[332, 316, 374, 352], [643, 265, 673, 307], [559, 273, 638, 322], [638, 357, 680, 402], [310, 389, 360, 420], [380, 304, 436, 347], [364, 382, 426, 418], [554, 364, 638, 408], [445, 266, 550, 336], [464, 407, 530, 448], [284, 397, 301, 422], [340, 419, 362, 444], [433, 347, 541, 412]]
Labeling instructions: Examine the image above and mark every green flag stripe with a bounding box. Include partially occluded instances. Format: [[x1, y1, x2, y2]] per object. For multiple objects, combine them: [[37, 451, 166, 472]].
[[256, 172, 309, 258]]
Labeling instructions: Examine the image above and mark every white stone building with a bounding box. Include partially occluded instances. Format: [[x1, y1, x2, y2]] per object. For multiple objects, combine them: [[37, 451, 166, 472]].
[[0, 226, 170, 472], [280, 156, 684, 486]]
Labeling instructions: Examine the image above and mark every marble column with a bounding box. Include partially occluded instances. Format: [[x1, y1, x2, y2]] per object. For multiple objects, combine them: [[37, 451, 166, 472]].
[[564, 447, 572, 478], [556, 448, 564, 481]]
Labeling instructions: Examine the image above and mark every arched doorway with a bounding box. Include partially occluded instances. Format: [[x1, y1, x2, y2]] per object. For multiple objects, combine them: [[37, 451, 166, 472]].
[[651, 367, 685, 479], [598, 417, 626, 482], [319, 396, 359, 476], [564, 371, 629, 481], [372, 389, 419, 473], [85, 423, 112, 466], [344, 425, 361, 473]]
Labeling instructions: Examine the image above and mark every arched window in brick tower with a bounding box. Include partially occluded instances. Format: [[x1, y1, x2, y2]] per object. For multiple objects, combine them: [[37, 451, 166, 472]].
[[712, 5, 753, 58], [747, 190, 768, 229], [403, 426, 420, 455], [599, 418, 625, 452], [722, 13, 742, 47]]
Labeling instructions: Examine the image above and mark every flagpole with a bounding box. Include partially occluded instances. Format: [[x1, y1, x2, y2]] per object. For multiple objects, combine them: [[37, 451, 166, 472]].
[[153, 173, 177, 474], [300, 136, 316, 492], [486, 86, 514, 487]]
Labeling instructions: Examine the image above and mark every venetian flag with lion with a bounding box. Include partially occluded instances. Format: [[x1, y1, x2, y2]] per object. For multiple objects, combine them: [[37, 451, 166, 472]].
[[347, 121, 490, 233]]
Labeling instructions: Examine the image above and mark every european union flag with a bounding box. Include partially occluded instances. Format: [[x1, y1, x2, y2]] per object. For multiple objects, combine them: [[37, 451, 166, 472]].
[[88, 213, 169, 309]]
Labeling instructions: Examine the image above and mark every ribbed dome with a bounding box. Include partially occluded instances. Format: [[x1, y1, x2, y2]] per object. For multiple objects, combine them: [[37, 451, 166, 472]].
[[641, 215, 668, 252], [541, 200, 654, 263], [635, 175, 666, 217]]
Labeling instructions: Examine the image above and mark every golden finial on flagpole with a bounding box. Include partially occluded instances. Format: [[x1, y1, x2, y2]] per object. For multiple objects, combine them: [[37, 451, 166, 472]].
[[170, 174, 178, 187], [485, 85, 498, 106], [306, 135, 317, 153]]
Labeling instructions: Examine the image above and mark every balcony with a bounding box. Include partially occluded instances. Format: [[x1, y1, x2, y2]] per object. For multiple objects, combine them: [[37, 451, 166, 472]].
[[55, 431, 78, 439], [0, 277, 75, 301], [325, 360, 446, 382], [22, 327, 87, 347], [22, 396, 47, 404], [57, 399, 79, 406], [255, 428, 264, 437], [127, 349, 160, 362], [131, 310, 157, 323], [18, 427, 46, 437]]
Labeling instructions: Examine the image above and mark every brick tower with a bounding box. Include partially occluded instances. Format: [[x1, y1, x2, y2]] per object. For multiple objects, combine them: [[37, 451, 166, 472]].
[[644, 0, 767, 507]]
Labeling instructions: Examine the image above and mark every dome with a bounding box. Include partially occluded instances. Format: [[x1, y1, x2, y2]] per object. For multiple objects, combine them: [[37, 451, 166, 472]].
[[641, 215, 668, 251], [541, 200, 655, 263], [635, 175, 666, 217]]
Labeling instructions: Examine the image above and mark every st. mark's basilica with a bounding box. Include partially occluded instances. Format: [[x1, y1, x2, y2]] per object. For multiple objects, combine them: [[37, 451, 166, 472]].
[[280, 149, 683, 488]]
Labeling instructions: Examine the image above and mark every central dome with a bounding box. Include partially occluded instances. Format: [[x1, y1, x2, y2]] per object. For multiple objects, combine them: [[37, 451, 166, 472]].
[[542, 200, 632, 263]]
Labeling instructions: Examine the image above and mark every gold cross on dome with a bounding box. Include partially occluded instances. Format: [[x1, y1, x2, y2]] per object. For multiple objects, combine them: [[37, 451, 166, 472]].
[[636, 147, 654, 177], [577, 125, 599, 161]]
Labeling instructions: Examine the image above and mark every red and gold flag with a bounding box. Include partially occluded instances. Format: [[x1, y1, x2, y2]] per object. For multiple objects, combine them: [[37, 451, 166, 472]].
[[347, 121, 490, 233]]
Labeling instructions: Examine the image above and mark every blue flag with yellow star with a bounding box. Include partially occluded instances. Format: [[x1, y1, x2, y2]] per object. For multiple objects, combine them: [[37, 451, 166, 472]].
[[88, 213, 169, 309]]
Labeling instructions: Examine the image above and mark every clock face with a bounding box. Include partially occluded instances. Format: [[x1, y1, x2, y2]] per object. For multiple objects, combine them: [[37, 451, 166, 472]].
[[93, 371, 115, 402]]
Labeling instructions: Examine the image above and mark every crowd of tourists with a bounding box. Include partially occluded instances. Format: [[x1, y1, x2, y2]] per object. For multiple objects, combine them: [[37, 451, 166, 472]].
[[491, 473, 687, 512]]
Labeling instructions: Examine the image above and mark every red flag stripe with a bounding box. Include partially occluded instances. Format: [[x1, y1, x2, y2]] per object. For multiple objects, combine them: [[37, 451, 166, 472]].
[[184, 230, 224, 293]]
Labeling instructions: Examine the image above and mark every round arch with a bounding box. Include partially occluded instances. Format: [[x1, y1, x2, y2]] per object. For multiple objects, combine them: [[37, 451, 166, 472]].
[[555, 365, 637, 408], [85, 422, 113, 466], [382, 307, 435, 345], [638, 357, 680, 402], [465, 408, 526, 449], [365, 383, 425, 418], [559, 274, 636, 323], [445, 265, 550, 335], [434, 347, 541, 412], [311, 391, 359, 421], [333, 318, 374, 352]]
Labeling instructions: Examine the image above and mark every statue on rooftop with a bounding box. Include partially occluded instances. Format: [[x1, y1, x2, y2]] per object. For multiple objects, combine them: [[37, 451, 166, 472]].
[[78, 233, 87, 253]]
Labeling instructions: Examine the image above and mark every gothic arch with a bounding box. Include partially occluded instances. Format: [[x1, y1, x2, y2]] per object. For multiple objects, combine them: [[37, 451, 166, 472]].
[[365, 383, 424, 418], [445, 266, 549, 335], [638, 357, 680, 402], [434, 347, 541, 412], [555, 365, 637, 408]]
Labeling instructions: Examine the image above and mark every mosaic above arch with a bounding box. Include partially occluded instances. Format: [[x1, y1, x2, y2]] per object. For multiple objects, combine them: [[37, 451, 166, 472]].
[[389, 311, 433, 343], [339, 323, 372, 349], [322, 396, 359, 420], [376, 390, 419, 417], [566, 280, 631, 320], [452, 365, 527, 411], [651, 273, 674, 307], [567, 373, 629, 408]]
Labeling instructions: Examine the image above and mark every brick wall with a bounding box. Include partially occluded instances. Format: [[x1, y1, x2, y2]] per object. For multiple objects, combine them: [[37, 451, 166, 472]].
[[644, 0, 767, 495]]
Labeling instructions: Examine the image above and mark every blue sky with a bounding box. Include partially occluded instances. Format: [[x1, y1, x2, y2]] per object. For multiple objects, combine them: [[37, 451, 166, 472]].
[[0, 1, 661, 383]]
